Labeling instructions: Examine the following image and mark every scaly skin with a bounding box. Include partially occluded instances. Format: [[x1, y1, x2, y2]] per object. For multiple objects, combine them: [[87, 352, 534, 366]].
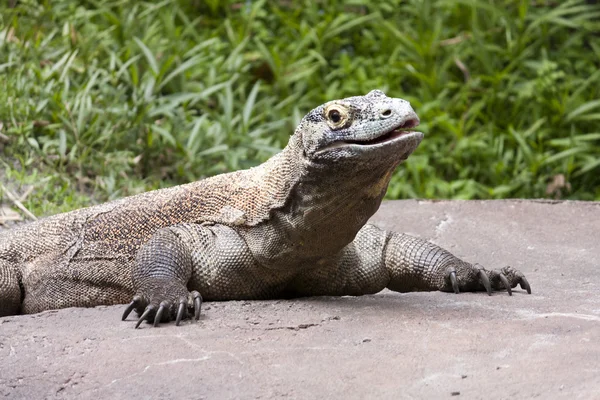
[[0, 90, 530, 327]]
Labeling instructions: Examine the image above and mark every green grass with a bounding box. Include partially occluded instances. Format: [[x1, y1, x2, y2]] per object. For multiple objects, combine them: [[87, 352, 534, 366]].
[[1, 0, 600, 218]]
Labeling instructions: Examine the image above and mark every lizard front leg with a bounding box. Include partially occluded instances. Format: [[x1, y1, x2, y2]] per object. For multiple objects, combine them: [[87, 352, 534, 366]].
[[286, 224, 530, 297], [381, 226, 531, 295], [121, 224, 201, 328], [122, 223, 293, 328]]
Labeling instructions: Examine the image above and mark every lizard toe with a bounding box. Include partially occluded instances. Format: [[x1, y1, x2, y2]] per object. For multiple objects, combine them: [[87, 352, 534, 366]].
[[121, 295, 143, 321], [135, 305, 155, 329], [497, 266, 531, 294], [443, 263, 531, 295], [173, 291, 202, 326], [123, 278, 203, 328]]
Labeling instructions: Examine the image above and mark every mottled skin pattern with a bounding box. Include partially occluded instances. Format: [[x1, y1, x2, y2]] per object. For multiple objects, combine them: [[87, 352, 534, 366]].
[[0, 90, 530, 327]]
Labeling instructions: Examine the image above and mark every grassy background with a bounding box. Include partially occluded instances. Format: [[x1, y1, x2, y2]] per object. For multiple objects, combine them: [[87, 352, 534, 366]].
[[1, 0, 600, 218]]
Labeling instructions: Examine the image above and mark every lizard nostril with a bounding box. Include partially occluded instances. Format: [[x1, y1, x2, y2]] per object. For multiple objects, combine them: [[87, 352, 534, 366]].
[[381, 109, 392, 118]]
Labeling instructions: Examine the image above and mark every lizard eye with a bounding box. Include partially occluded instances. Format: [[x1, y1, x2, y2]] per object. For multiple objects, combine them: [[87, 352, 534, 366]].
[[328, 109, 341, 123], [324, 104, 349, 129]]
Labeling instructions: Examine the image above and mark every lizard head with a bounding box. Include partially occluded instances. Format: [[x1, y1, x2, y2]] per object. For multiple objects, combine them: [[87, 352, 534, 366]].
[[296, 90, 423, 164]]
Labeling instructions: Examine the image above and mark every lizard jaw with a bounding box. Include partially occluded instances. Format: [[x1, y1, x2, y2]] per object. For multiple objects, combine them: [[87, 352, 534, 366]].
[[346, 117, 420, 146], [317, 118, 422, 153]]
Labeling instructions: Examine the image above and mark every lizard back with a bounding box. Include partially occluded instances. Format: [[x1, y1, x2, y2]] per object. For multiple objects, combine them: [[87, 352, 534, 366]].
[[0, 147, 300, 261]]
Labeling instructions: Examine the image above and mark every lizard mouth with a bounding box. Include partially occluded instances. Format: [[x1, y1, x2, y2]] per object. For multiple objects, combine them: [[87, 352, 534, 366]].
[[315, 117, 422, 155], [344, 118, 420, 146]]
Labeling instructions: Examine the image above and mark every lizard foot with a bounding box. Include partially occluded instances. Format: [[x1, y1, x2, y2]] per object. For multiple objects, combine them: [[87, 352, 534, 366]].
[[121, 278, 202, 328], [443, 264, 531, 296]]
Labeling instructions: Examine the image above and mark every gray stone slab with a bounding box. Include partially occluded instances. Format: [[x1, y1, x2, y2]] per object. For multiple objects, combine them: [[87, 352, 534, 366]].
[[1, 200, 599, 399]]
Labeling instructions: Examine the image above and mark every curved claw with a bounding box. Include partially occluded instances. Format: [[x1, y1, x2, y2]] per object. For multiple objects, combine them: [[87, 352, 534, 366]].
[[478, 270, 492, 295], [192, 291, 203, 320], [520, 276, 532, 294], [153, 303, 166, 327], [449, 271, 460, 294], [122, 295, 141, 321], [175, 300, 186, 326], [498, 274, 512, 296], [135, 306, 154, 329]]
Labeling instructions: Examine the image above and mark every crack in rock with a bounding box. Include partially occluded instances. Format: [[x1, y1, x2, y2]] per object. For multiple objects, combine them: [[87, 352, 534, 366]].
[[265, 323, 320, 331]]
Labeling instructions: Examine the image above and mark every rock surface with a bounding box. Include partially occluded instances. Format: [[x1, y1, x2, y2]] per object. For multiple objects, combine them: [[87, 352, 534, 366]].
[[1, 200, 599, 399]]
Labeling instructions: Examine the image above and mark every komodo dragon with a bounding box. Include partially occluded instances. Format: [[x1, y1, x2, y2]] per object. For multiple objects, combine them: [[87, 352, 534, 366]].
[[0, 90, 531, 328]]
